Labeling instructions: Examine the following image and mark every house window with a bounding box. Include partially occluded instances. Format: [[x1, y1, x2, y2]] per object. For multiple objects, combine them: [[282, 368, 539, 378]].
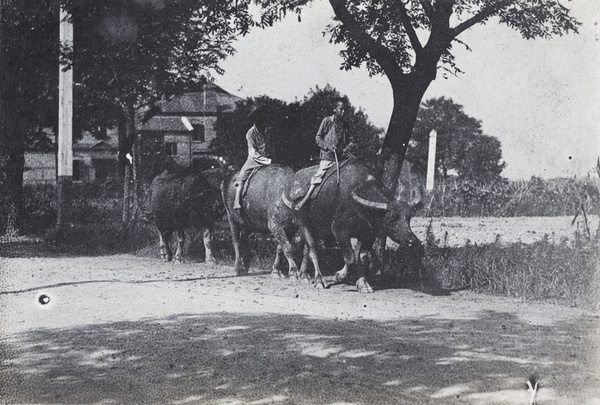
[[165, 142, 177, 156], [192, 124, 205, 142]]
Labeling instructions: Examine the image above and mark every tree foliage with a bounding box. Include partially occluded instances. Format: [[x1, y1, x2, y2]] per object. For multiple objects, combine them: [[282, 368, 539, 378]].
[[0, 0, 276, 233], [69, 0, 254, 137], [406, 97, 506, 181], [212, 85, 383, 170], [0, 0, 61, 234]]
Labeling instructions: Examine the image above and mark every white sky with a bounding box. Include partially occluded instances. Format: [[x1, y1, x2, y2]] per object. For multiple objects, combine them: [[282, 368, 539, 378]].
[[215, 0, 600, 180]]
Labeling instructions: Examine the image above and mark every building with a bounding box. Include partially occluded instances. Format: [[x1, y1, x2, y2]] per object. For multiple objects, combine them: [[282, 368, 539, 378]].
[[23, 152, 56, 184], [23, 81, 241, 184], [137, 81, 242, 167], [72, 133, 120, 182], [23, 132, 120, 185]]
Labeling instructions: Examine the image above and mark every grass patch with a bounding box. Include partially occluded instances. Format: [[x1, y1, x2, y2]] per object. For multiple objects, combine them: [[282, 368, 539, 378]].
[[422, 237, 600, 311]]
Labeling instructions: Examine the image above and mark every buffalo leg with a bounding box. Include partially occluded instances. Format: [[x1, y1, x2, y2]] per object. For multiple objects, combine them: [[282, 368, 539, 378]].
[[298, 245, 310, 282], [331, 227, 354, 284], [331, 227, 373, 293], [203, 227, 216, 264], [299, 225, 326, 288], [272, 244, 285, 278], [226, 212, 245, 275], [240, 230, 252, 275], [353, 239, 374, 294], [174, 228, 185, 264], [270, 225, 299, 279], [158, 228, 173, 262]]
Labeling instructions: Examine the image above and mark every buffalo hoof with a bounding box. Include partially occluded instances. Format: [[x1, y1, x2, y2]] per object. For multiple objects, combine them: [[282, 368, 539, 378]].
[[314, 276, 329, 289], [270, 270, 284, 279], [236, 267, 248, 276], [205, 258, 217, 265], [356, 278, 374, 293], [333, 269, 348, 285], [299, 276, 312, 284]]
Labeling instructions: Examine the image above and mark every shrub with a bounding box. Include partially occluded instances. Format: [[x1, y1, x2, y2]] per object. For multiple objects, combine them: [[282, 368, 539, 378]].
[[22, 184, 57, 234]]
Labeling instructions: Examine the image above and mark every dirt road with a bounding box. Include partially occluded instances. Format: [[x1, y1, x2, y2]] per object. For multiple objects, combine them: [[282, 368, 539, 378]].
[[1, 253, 599, 405]]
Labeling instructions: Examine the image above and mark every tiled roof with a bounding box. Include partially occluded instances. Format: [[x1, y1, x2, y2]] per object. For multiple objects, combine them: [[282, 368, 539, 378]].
[[155, 82, 242, 115], [159, 92, 212, 114], [138, 116, 190, 132], [73, 133, 118, 151]]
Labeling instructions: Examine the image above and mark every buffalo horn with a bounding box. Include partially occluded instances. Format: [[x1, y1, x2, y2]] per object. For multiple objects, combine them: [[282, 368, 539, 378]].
[[352, 191, 388, 210]]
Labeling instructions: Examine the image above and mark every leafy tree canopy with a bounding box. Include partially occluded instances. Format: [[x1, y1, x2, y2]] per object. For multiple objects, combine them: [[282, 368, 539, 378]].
[[406, 96, 506, 181]]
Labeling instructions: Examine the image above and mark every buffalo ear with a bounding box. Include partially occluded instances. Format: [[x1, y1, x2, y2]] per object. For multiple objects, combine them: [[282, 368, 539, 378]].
[[396, 181, 423, 214], [408, 187, 423, 213]]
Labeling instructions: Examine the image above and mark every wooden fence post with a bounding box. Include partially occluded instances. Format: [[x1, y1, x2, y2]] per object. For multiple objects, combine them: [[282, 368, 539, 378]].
[[57, 6, 73, 238], [426, 129, 437, 192]]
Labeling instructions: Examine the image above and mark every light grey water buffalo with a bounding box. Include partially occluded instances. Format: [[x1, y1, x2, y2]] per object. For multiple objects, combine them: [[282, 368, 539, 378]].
[[147, 164, 223, 264], [284, 159, 422, 293], [221, 164, 323, 284]]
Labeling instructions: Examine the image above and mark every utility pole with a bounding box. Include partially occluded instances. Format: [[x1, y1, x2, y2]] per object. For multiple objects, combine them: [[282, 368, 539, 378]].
[[57, 6, 73, 236], [426, 130, 437, 191]]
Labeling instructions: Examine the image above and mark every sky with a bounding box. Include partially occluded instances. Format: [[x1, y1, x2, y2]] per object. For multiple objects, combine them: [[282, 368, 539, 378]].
[[214, 0, 600, 180]]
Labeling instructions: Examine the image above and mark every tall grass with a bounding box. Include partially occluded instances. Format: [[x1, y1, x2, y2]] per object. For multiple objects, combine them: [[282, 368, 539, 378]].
[[418, 227, 600, 311]]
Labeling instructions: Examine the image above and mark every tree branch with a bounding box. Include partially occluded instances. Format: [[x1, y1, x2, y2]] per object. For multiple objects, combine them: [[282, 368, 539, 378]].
[[328, 0, 403, 78], [396, 1, 423, 53], [418, 0, 434, 19], [451, 0, 516, 38]]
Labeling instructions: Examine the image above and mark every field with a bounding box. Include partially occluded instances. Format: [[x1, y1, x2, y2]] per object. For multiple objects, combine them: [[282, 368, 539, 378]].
[[411, 215, 599, 247]]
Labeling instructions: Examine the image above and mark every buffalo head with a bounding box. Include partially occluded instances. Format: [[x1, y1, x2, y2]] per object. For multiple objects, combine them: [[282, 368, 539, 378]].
[[351, 182, 422, 250]]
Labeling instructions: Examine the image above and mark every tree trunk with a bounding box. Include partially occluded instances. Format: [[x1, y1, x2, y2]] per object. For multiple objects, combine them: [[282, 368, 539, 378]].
[[0, 152, 25, 239], [379, 73, 432, 196], [119, 104, 138, 225], [0, 83, 26, 239]]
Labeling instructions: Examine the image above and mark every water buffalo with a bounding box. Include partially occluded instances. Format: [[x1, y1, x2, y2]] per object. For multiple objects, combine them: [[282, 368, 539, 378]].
[[221, 164, 323, 284], [284, 159, 422, 293], [147, 165, 223, 264]]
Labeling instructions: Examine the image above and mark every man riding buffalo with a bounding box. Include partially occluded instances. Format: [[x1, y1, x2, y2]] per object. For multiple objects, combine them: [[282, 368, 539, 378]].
[[294, 97, 358, 210], [234, 103, 272, 209]]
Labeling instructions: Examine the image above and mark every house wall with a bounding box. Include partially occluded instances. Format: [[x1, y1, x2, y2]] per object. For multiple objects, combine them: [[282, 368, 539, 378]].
[[138, 82, 242, 168], [189, 116, 217, 153], [72, 150, 119, 182], [24, 150, 119, 185], [163, 134, 193, 166], [23, 152, 56, 184]]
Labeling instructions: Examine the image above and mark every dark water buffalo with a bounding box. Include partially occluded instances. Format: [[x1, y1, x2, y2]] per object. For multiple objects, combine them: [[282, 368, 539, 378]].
[[221, 164, 323, 284], [147, 165, 223, 264], [285, 159, 422, 293]]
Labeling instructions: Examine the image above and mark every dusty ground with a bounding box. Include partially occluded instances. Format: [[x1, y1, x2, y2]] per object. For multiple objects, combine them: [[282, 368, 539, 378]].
[[1, 216, 599, 405]]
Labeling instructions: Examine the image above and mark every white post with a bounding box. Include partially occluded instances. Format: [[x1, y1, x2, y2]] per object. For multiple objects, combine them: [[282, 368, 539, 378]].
[[426, 129, 437, 191], [57, 7, 73, 231]]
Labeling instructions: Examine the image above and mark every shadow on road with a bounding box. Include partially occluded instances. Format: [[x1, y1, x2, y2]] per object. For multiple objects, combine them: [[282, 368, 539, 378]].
[[1, 311, 598, 404]]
